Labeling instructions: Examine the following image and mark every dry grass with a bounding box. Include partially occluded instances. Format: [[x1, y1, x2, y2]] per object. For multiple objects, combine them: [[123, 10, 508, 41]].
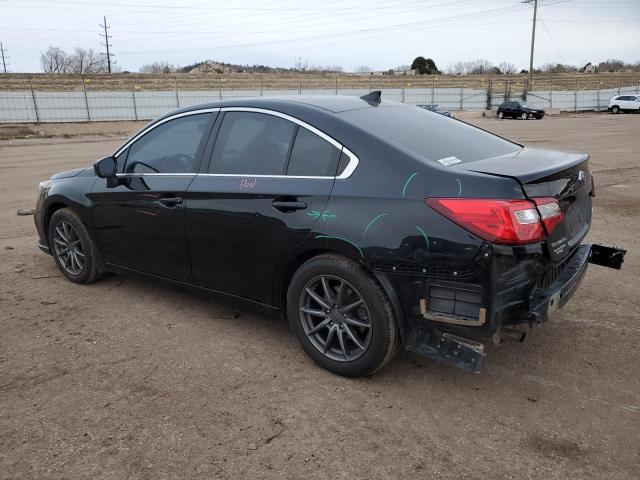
[[1, 72, 639, 92]]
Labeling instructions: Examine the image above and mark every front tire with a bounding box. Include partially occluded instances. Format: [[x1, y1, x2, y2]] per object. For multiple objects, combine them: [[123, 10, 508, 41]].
[[49, 208, 102, 284], [611, 105, 620, 114], [287, 254, 399, 377], [497, 111, 504, 119], [521, 112, 529, 120]]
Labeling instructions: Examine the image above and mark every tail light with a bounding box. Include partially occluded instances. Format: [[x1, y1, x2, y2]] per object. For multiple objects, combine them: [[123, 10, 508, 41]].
[[426, 197, 563, 245]]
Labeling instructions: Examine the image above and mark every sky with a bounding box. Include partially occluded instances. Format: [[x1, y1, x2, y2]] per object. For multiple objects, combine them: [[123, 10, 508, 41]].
[[0, 0, 639, 73]]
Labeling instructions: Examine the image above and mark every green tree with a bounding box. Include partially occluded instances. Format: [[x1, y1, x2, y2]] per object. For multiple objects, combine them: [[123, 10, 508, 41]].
[[411, 56, 439, 75]]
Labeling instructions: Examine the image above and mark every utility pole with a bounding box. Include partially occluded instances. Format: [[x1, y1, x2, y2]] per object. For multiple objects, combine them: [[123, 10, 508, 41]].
[[526, 0, 538, 90], [0, 42, 8, 73], [99, 16, 113, 73]]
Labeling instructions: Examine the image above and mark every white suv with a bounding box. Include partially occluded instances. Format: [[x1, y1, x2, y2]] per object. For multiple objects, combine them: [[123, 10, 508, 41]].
[[608, 95, 640, 114]]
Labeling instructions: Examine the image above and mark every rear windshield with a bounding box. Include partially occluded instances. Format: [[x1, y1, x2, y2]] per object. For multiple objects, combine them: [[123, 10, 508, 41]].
[[339, 105, 521, 164]]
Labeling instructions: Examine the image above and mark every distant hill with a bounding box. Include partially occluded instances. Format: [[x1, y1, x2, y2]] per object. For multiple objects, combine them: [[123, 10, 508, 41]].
[[180, 59, 334, 74]]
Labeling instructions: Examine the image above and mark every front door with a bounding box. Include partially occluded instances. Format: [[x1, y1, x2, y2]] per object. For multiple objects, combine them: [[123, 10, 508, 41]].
[[186, 109, 343, 305], [90, 111, 216, 281]]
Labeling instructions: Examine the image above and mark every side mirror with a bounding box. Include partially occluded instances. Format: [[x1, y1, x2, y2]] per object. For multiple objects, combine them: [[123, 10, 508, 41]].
[[93, 156, 117, 178]]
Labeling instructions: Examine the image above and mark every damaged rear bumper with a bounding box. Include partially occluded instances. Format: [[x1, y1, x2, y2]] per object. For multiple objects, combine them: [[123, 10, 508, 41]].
[[529, 243, 626, 323], [397, 243, 626, 373]]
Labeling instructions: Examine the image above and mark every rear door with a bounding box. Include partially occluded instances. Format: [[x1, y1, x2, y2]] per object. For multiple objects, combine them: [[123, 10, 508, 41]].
[[185, 108, 345, 305], [90, 111, 216, 281]]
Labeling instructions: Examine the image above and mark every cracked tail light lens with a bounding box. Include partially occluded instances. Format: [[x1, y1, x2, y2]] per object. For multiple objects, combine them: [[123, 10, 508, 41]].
[[426, 198, 561, 245]]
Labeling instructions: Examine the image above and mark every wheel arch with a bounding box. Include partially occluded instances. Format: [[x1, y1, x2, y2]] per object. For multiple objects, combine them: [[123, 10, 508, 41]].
[[43, 201, 69, 238], [276, 247, 407, 344]]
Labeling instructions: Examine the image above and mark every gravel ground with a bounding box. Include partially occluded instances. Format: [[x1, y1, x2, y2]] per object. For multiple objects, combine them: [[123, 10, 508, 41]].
[[1, 113, 638, 479]]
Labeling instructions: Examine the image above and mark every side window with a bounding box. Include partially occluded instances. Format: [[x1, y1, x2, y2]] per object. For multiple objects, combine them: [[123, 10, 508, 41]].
[[125, 113, 212, 174], [210, 112, 296, 175], [286, 127, 341, 177]]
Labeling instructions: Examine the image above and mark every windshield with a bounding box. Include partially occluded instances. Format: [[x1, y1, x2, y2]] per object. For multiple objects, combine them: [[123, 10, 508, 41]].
[[339, 105, 521, 164]]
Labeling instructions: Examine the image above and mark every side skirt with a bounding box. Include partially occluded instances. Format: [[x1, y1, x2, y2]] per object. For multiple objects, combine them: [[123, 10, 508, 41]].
[[105, 263, 281, 319]]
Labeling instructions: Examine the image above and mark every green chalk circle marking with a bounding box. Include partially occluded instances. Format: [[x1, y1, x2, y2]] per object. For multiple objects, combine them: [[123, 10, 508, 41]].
[[415, 226, 430, 250], [402, 172, 418, 198], [363, 213, 387, 237]]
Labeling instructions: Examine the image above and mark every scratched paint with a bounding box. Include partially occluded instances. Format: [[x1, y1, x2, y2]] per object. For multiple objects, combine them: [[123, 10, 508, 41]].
[[315, 235, 363, 258], [456, 177, 462, 197], [402, 172, 418, 198], [415, 226, 430, 250], [363, 213, 387, 237], [308, 210, 337, 221]]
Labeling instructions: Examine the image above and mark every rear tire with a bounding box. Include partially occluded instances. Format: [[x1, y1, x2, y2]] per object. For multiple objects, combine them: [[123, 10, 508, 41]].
[[49, 208, 102, 284], [287, 254, 399, 377], [611, 105, 620, 114]]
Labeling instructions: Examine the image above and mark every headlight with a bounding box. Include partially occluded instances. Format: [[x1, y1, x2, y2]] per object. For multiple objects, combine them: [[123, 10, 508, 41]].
[[39, 180, 52, 190]]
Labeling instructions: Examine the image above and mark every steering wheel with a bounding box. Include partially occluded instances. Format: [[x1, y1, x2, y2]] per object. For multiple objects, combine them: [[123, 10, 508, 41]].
[[166, 153, 194, 173], [129, 161, 160, 173]]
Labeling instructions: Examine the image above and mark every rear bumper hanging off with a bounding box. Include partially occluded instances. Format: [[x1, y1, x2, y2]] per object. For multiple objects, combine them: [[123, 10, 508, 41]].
[[402, 243, 626, 373]]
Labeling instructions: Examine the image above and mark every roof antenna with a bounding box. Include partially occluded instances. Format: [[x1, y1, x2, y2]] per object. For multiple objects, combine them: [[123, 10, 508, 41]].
[[360, 90, 382, 105]]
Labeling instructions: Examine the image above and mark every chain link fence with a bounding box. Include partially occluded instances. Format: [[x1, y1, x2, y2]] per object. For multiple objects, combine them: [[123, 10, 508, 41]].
[[1, 73, 639, 123]]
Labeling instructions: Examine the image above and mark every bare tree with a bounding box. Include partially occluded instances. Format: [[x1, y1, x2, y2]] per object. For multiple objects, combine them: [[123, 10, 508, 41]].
[[354, 65, 371, 73], [498, 62, 517, 75], [468, 59, 494, 75], [70, 48, 106, 74], [540, 63, 578, 73], [40, 47, 71, 73], [139, 61, 178, 74]]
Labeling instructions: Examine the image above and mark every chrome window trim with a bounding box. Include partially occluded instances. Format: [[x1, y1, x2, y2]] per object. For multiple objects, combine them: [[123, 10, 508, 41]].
[[112, 106, 360, 180], [218, 107, 359, 179], [115, 173, 196, 178], [113, 108, 220, 158]]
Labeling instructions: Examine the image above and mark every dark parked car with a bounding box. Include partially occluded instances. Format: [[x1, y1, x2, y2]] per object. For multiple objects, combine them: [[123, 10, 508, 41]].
[[497, 101, 545, 120], [35, 93, 625, 376], [416, 104, 455, 118]]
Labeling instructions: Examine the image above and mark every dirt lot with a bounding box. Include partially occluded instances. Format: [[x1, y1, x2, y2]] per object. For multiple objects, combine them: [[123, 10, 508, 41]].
[[1, 113, 638, 479]]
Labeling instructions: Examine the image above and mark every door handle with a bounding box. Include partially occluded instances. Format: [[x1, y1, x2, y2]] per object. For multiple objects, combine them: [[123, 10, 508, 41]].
[[272, 200, 307, 212], [158, 197, 183, 207]]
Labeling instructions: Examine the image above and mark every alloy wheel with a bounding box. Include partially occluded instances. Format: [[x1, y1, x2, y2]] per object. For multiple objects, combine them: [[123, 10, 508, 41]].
[[299, 275, 372, 362], [53, 220, 85, 275]]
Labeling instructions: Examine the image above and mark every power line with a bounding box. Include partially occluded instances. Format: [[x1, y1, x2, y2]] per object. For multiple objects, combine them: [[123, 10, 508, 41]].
[[99, 15, 113, 73], [0, 42, 8, 72]]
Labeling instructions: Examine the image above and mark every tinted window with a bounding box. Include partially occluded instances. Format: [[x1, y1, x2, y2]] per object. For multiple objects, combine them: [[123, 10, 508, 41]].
[[125, 114, 211, 174], [211, 112, 296, 175], [287, 127, 341, 177], [339, 106, 520, 164]]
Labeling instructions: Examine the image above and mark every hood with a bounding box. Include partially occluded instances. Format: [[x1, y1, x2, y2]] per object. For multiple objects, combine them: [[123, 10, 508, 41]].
[[50, 168, 88, 180]]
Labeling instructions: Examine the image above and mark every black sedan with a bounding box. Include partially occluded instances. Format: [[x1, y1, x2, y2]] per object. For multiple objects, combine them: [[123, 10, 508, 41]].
[[34, 93, 624, 376], [497, 100, 545, 120]]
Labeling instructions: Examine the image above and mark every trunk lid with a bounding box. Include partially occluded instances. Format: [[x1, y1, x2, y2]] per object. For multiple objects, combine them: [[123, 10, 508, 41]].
[[458, 147, 592, 262]]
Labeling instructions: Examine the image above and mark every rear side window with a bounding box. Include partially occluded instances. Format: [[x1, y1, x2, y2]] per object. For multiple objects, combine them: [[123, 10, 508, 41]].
[[124, 113, 211, 174], [210, 112, 296, 175], [339, 105, 521, 164], [287, 127, 341, 177]]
